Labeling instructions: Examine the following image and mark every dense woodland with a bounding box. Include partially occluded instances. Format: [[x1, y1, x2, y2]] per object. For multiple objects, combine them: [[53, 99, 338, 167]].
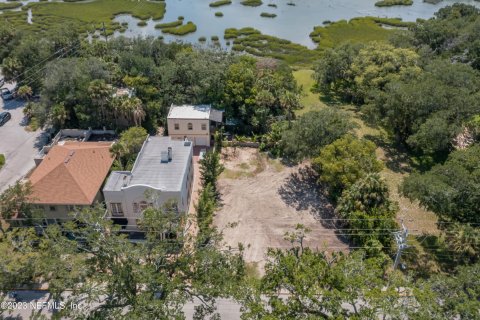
[[0, 3, 479, 319]]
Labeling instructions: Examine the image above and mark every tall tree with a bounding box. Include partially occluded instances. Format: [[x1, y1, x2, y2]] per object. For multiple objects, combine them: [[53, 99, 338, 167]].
[[401, 144, 480, 224], [280, 108, 356, 161], [0, 181, 33, 222], [0, 204, 246, 319], [110, 127, 147, 170], [313, 135, 383, 199], [88, 79, 112, 124], [199, 151, 224, 197], [241, 226, 415, 319]]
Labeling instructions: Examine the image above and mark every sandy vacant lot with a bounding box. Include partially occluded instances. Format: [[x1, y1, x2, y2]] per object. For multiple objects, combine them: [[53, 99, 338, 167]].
[[214, 147, 348, 273]]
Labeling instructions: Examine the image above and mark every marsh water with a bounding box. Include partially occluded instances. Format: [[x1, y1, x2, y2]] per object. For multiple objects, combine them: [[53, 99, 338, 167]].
[[2, 0, 480, 48], [114, 0, 480, 48]]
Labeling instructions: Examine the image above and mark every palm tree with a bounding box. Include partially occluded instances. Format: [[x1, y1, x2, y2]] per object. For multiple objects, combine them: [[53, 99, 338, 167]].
[[120, 97, 145, 127], [50, 103, 68, 129], [109, 142, 127, 170], [445, 223, 480, 263], [1, 57, 21, 81], [88, 79, 112, 123], [17, 85, 33, 101], [131, 98, 146, 127], [280, 90, 300, 127]]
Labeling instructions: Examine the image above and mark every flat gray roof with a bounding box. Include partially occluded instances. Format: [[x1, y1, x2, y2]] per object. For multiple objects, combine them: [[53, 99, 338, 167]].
[[103, 137, 192, 192], [168, 104, 224, 122], [168, 104, 211, 120]]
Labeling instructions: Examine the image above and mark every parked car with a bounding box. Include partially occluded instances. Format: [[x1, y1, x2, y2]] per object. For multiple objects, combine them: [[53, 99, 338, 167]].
[[0, 112, 11, 126], [199, 148, 207, 160], [1, 88, 14, 101]]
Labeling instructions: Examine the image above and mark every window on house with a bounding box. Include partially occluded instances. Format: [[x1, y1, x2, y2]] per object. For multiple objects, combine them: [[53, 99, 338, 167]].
[[49, 205, 56, 212], [201, 123, 207, 130], [174, 123, 179, 130], [139, 201, 149, 211], [111, 203, 124, 217], [188, 123, 193, 130]]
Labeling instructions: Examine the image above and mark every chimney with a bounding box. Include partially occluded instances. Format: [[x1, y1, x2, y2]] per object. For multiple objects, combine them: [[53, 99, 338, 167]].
[[168, 147, 172, 161]]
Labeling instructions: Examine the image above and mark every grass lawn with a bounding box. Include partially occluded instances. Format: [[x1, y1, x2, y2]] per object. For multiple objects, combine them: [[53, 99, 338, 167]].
[[293, 69, 326, 115]]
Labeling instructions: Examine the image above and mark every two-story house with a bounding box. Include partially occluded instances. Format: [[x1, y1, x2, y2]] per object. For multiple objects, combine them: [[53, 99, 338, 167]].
[[103, 136, 194, 229], [167, 104, 223, 146]]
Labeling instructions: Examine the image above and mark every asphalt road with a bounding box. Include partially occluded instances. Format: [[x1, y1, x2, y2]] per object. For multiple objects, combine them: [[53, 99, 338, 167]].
[[0, 82, 47, 193], [1, 291, 242, 319]]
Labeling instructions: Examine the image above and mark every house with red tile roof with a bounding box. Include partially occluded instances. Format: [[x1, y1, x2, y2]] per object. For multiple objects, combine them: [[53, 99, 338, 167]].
[[28, 141, 115, 222]]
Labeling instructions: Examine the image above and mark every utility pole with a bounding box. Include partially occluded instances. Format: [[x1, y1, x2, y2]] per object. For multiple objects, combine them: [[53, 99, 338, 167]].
[[393, 220, 408, 270]]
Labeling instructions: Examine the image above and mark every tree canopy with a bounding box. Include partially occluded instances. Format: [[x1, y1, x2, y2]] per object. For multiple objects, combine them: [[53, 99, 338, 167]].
[[280, 108, 356, 160], [313, 135, 383, 198], [401, 144, 480, 224]]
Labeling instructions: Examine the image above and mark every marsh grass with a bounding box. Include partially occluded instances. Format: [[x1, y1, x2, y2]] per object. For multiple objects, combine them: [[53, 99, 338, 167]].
[[375, 0, 413, 7], [241, 0, 263, 7], [310, 18, 392, 49], [161, 21, 197, 36], [209, 0, 232, 7], [225, 27, 320, 65], [6, 0, 166, 35]]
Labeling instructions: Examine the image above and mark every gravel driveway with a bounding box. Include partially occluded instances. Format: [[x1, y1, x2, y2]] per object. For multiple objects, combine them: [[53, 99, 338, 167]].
[[0, 82, 47, 193]]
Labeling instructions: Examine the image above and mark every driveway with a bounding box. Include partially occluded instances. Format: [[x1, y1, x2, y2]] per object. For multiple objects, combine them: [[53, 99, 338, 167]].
[[0, 82, 47, 193]]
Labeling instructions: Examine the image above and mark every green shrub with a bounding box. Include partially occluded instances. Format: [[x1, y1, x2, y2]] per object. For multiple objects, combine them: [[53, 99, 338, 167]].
[[0, 154, 5, 170]]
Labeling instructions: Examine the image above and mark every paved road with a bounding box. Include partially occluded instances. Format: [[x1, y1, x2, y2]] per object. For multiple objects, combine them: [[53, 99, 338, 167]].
[[1, 291, 242, 319], [0, 82, 47, 193]]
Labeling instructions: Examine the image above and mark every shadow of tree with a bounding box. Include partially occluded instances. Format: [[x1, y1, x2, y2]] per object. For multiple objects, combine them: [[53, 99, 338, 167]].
[[278, 166, 338, 229], [34, 131, 50, 150], [402, 234, 457, 278], [364, 134, 413, 174], [2, 99, 25, 111]]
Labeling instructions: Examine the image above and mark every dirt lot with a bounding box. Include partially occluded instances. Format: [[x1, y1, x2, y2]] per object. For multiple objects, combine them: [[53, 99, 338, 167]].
[[214, 147, 348, 274]]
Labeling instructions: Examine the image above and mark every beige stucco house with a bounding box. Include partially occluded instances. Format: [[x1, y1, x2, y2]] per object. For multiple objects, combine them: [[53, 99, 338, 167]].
[[103, 136, 194, 230], [167, 104, 223, 146]]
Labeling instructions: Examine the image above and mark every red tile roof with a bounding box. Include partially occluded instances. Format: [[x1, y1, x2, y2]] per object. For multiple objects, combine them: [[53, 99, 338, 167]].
[[29, 142, 114, 205]]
